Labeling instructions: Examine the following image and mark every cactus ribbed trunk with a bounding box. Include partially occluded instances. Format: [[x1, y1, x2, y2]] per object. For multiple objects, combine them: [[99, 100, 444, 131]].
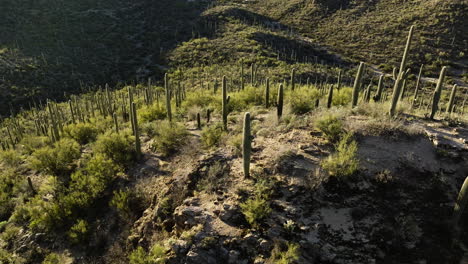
[[352, 62, 365, 107], [411, 64, 424, 109], [373, 75, 384, 102], [277, 84, 284, 120], [132, 102, 141, 158], [389, 25, 414, 116], [453, 176, 468, 229], [197, 113, 201, 130], [242, 112, 251, 178], [222, 76, 228, 131], [291, 68, 296, 91], [446, 84, 458, 116], [327, 84, 334, 108], [265, 78, 270, 108], [337, 69, 342, 90], [165, 73, 172, 122], [113, 113, 119, 133], [364, 84, 372, 102], [430, 66, 447, 119]]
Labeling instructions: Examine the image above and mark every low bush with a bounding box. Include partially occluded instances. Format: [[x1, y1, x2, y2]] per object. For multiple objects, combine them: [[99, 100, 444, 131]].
[[63, 123, 99, 145], [30, 138, 81, 177], [93, 130, 136, 167], [200, 123, 225, 148], [240, 196, 271, 229], [289, 87, 320, 114], [332, 87, 353, 106], [315, 115, 343, 142], [138, 104, 167, 123], [129, 244, 167, 264], [321, 133, 359, 177], [151, 121, 188, 156], [19, 136, 51, 155], [0, 149, 22, 168], [67, 219, 89, 244], [268, 242, 300, 264]]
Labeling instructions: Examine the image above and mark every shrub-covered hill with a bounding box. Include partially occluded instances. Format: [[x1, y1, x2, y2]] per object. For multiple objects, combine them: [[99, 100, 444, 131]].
[[3, 0, 466, 117], [245, 0, 468, 76]]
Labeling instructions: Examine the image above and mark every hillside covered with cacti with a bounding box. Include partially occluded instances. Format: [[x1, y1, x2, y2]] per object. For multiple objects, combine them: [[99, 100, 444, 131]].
[[1, 0, 468, 263]]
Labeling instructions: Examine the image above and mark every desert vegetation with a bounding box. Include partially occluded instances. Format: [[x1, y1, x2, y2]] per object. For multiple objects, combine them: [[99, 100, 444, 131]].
[[0, 0, 467, 263]]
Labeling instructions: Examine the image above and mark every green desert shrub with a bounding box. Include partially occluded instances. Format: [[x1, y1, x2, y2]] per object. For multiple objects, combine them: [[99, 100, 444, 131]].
[[268, 242, 300, 264], [63, 123, 99, 145], [67, 219, 89, 244], [229, 86, 264, 111], [332, 87, 353, 106], [151, 121, 188, 156], [182, 90, 218, 113], [321, 133, 359, 177], [0, 149, 22, 168], [30, 138, 81, 177], [315, 115, 344, 142], [93, 130, 136, 167], [240, 196, 271, 229], [138, 104, 167, 123], [129, 244, 167, 264], [289, 87, 320, 114], [19, 136, 51, 155], [42, 252, 73, 264], [110, 189, 133, 218], [200, 123, 225, 148]]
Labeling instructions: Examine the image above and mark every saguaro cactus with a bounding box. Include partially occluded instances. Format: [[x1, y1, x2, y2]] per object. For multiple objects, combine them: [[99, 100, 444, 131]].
[[352, 62, 365, 107], [222, 76, 228, 131], [277, 84, 284, 120], [113, 112, 119, 133], [197, 113, 201, 130], [165, 73, 172, 122], [373, 75, 384, 102], [389, 25, 414, 116], [291, 68, 296, 91], [411, 64, 424, 109], [453, 176, 468, 230], [265, 78, 270, 108], [132, 102, 142, 158], [446, 84, 458, 116], [337, 69, 342, 90], [327, 84, 334, 108], [430, 66, 447, 119], [242, 112, 251, 178], [241, 60, 245, 90]]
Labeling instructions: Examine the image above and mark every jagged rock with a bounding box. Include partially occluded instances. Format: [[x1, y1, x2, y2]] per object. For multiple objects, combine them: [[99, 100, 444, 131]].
[[258, 239, 272, 253], [219, 204, 246, 226], [173, 206, 205, 229], [170, 240, 190, 254], [228, 250, 241, 264]]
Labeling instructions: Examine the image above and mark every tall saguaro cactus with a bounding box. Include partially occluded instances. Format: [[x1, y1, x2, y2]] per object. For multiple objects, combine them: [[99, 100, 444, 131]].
[[430, 66, 447, 119], [222, 76, 228, 131], [327, 85, 334, 108], [352, 62, 365, 107], [446, 84, 458, 116], [242, 112, 251, 178], [337, 69, 342, 90], [291, 68, 296, 91], [132, 102, 142, 158], [411, 64, 424, 109], [165, 73, 172, 122], [277, 83, 284, 120], [389, 25, 414, 116], [453, 176, 468, 231], [241, 60, 245, 90], [373, 75, 384, 102], [265, 78, 270, 108]]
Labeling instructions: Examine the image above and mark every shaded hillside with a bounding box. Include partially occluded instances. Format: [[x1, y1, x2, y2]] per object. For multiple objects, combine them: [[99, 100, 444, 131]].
[[0, 0, 210, 116], [246, 0, 468, 77]]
